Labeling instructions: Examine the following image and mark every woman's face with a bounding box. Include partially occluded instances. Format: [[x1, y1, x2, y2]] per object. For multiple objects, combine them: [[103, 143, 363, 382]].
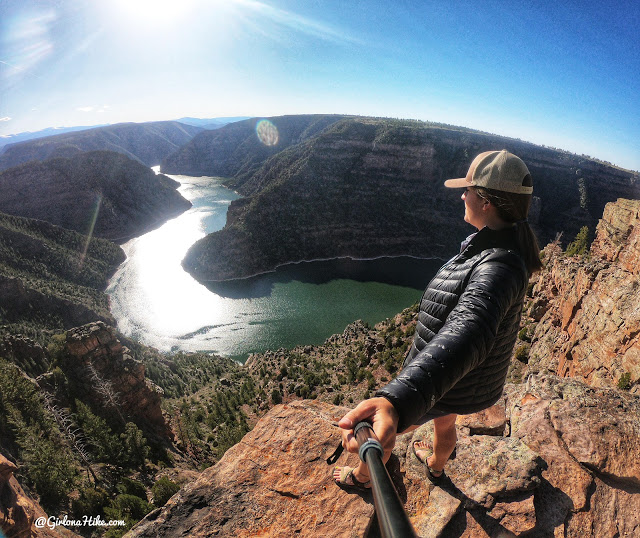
[[461, 187, 487, 229]]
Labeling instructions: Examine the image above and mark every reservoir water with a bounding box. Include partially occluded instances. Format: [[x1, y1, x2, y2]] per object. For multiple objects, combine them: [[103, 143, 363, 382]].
[[106, 173, 442, 361]]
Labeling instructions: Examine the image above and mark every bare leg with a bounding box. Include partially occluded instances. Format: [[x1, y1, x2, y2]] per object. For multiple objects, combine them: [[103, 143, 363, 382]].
[[413, 414, 457, 474], [428, 414, 457, 471]]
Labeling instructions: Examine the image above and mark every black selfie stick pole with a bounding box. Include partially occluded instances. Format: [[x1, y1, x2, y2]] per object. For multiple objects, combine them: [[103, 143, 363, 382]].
[[354, 421, 416, 538]]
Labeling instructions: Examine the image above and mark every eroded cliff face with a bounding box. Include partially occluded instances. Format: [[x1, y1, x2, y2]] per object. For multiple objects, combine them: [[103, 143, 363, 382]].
[[56, 322, 172, 441], [181, 116, 638, 281], [527, 198, 640, 391]]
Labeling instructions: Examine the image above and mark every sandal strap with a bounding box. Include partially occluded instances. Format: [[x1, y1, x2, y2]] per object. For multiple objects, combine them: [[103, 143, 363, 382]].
[[346, 468, 370, 488], [335, 466, 371, 488]]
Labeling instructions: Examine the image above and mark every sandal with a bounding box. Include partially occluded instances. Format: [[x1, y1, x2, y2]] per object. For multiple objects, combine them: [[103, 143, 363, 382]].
[[412, 440, 453, 483], [333, 466, 371, 491]]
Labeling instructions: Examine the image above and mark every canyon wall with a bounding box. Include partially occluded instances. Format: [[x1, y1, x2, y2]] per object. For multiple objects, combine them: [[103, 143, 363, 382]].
[[527, 198, 640, 391], [177, 116, 638, 281]]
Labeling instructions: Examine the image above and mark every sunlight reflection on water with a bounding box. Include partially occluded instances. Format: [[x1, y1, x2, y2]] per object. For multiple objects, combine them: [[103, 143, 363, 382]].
[[106, 174, 434, 360]]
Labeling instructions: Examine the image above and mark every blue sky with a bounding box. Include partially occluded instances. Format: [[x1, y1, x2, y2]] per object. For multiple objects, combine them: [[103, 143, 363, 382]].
[[1, 0, 638, 170]]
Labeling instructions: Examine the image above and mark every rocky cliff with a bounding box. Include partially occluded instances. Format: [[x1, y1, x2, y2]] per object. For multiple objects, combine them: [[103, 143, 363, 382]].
[[0, 150, 191, 243], [526, 198, 640, 391], [0, 121, 202, 171], [178, 116, 638, 281], [55, 322, 172, 440], [128, 198, 640, 537], [129, 376, 640, 537]]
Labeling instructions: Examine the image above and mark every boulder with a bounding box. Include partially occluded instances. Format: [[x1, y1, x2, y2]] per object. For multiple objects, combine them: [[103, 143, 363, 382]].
[[507, 374, 640, 537]]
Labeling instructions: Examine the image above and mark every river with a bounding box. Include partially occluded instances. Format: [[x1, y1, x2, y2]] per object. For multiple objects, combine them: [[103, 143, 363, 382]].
[[106, 173, 442, 361]]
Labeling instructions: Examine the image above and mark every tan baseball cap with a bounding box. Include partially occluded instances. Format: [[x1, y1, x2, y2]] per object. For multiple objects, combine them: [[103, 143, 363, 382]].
[[444, 150, 533, 194]]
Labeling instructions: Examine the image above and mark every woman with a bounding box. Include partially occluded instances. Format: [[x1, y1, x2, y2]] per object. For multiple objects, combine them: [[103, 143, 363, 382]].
[[334, 149, 542, 488]]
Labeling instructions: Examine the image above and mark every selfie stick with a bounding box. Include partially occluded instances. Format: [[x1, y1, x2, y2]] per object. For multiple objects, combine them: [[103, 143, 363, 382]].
[[354, 421, 416, 538]]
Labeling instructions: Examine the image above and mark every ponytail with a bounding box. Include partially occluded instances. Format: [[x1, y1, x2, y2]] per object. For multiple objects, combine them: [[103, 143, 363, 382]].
[[515, 220, 543, 273], [475, 186, 543, 274]]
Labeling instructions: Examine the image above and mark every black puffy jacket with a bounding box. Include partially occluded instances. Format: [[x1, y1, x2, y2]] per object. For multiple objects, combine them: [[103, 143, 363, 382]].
[[376, 225, 529, 432]]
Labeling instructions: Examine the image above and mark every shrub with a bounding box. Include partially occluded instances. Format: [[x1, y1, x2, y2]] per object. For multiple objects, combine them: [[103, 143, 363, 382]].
[[120, 423, 150, 469], [47, 333, 67, 365], [75, 400, 122, 462], [514, 345, 530, 363], [518, 326, 531, 342], [72, 486, 110, 519], [152, 476, 180, 507], [117, 478, 147, 499], [104, 494, 154, 536], [618, 372, 632, 391], [271, 388, 282, 404], [565, 226, 589, 257]]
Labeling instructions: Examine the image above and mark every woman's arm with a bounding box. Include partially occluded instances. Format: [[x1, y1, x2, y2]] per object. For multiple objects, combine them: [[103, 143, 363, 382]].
[[375, 254, 526, 432]]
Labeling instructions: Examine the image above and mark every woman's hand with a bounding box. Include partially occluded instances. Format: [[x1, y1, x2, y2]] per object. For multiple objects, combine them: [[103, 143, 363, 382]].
[[338, 397, 399, 460]]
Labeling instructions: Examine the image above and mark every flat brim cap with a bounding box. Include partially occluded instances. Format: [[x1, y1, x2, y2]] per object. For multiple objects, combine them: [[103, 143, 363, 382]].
[[444, 150, 533, 194]]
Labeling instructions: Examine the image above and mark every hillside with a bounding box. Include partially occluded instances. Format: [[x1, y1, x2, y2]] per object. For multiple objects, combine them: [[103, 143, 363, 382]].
[[0, 150, 191, 243], [179, 116, 639, 281], [0, 211, 125, 355], [0, 120, 202, 171], [160, 114, 349, 181]]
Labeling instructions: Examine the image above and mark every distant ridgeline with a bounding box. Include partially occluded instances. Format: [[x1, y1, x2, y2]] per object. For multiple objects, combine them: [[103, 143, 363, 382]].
[[0, 122, 200, 341], [0, 120, 202, 171], [161, 115, 639, 281]]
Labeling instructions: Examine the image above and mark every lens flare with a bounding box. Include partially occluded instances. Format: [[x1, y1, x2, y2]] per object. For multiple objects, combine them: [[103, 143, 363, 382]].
[[256, 119, 279, 146], [79, 192, 102, 268]]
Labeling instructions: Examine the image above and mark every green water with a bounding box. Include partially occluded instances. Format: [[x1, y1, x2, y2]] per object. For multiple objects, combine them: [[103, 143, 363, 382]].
[[107, 174, 442, 360]]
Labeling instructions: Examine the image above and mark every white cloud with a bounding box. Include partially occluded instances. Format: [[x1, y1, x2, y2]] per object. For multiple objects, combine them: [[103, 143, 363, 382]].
[[77, 106, 94, 112], [0, 117, 11, 122]]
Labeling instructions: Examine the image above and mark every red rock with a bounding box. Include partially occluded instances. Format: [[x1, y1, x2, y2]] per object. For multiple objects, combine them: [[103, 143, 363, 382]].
[[456, 403, 507, 436], [0, 452, 78, 538], [129, 401, 374, 537], [62, 322, 172, 440], [529, 199, 640, 390]]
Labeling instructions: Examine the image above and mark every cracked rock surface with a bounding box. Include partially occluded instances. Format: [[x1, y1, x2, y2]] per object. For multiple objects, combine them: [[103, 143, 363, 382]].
[[128, 375, 640, 538], [128, 400, 375, 537]]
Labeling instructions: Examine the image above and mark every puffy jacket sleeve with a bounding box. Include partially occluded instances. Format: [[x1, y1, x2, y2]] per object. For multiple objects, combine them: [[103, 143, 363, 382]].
[[376, 254, 526, 432]]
